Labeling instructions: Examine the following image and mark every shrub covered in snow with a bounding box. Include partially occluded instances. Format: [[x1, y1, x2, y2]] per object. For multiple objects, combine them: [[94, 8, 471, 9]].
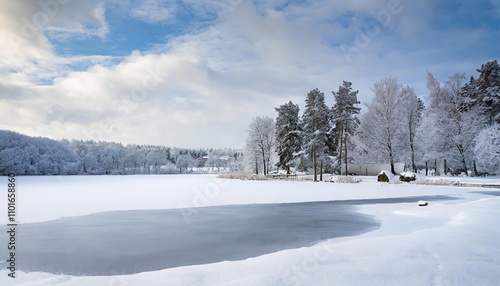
[[217, 172, 268, 180], [377, 170, 393, 182], [399, 171, 417, 182], [335, 176, 362, 183], [415, 178, 452, 186]]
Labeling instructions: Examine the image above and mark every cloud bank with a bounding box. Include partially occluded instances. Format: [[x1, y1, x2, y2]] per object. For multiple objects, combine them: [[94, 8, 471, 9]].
[[1, 0, 499, 148]]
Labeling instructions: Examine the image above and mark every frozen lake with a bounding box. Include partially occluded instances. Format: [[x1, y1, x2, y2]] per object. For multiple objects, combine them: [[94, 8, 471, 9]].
[[8, 195, 455, 276]]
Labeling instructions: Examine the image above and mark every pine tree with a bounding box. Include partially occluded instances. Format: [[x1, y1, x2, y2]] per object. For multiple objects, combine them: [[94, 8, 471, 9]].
[[476, 60, 500, 125], [301, 88, 330, 181], [331, 81, 361, 175], [275, 101, 301, 174]]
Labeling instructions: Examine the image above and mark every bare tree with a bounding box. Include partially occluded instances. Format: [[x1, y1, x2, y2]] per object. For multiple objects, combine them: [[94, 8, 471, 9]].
[[442, 73, 483, 174], [358, 76, 405, 174], [245, 116, 276, 175], [419, 72, 484, 175], [401, 86, 424, 172]]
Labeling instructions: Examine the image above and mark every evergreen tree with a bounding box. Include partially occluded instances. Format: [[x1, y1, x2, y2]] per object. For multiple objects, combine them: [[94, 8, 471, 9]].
[[275, 101, 301, 174], [301, 88, 330, 181], [331, 81, 361, 175], [476, 60, 500, 125]]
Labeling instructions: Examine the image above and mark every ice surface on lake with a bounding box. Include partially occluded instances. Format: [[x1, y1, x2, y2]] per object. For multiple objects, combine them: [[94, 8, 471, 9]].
[[0, 175, 499, 285]]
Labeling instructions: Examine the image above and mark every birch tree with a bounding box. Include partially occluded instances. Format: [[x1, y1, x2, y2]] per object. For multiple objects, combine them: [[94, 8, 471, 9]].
[[358, 76, 405, 174], [401, 86, 424, 172], [245, 116, 276, 175]]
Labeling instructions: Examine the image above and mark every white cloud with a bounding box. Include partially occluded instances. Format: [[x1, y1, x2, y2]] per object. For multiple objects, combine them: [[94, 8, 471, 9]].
[[129, 0, 177, 23], [0, 1, 112, 85], [46, 3, 110, 40], [1, 0, 499, 148]]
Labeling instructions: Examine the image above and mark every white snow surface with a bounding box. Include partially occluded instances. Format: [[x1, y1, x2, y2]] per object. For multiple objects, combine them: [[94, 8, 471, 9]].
[[1, 175, 500, 286]]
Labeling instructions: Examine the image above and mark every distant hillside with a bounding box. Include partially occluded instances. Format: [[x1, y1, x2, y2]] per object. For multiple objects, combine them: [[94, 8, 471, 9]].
[[0, 130, 243, 175]]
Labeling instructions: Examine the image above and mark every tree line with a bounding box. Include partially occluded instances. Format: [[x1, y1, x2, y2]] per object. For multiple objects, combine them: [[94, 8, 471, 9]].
[[245, 60, 500, 180], [0, 130, 243, 175]]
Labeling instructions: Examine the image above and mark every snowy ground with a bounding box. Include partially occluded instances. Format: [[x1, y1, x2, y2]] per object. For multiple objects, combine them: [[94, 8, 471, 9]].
[[1, 175, 500, 285]]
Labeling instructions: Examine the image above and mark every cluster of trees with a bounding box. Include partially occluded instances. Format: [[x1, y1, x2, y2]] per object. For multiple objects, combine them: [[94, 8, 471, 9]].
[[0, 130, 243, 175], [245, 81, 361, 181], [245, 60, 500, 179]]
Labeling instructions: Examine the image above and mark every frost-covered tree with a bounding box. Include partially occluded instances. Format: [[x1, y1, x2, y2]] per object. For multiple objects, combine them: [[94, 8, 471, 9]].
[[460, 60, 500, 126], [443, 73, 485, 174], [146, 148, 167, 174], [301, 88, 330, 181], [476, 60, 500, 125], [245, 116, 276, 175], [474, 124, 500, 174], [419, 72, 484, 175], [417, 72, 451, 173], [357, 77, 405, 174], [0, 130, 81, 175], [176, 153, 196, 173], [83, 153, 104, 175], [275, 101, 301, 174], [332, 81, 361, 175], [122, 148, 144, 173], [401, 86, 424, 172], [426, 71, 447, 110]]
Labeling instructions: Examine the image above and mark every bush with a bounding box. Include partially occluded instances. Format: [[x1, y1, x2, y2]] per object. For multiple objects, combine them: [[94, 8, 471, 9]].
[[217, 172, 252, 180], [377, 170, 393, 182], [335, 176, 362, 183], [399, 171, 417, 182], [217, 172, 268, 180], [415, 178, 452, 186]]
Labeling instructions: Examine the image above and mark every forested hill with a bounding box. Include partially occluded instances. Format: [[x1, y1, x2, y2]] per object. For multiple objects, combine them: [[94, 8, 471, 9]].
[[0, 130, 243, 175]]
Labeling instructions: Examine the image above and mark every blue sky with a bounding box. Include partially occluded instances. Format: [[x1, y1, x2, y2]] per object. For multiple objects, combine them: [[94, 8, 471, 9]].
[[0, 0, 499, 148]]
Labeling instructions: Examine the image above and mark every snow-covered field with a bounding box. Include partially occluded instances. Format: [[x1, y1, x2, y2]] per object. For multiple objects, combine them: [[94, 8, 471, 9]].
[[1, 175, 500, 285]]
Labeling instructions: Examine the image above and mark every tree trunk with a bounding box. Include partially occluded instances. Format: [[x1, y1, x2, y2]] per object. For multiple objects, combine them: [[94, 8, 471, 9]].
[[312, 147, 317, 182], [473, 160, 478, 177], [444, 159, 447, 176], [434, 159, 438, 176], [460, 152, 468, 176], [286, 165, 290, 175], [388, 142, 396, 175], [425, 161, 428, 176], [254, 154, 259, 175], [338, 129, 343, 174], [262, 155, 267, 176], [390, 158, 395, 175], [320, 160, 323, 181], [344, 135, 348, 176], [409, 121, 416, 173], [410, 142, 416, 173]]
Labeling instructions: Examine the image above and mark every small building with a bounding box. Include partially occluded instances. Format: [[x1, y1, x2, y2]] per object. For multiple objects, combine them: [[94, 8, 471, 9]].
[[341, 163, 405, 176]]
